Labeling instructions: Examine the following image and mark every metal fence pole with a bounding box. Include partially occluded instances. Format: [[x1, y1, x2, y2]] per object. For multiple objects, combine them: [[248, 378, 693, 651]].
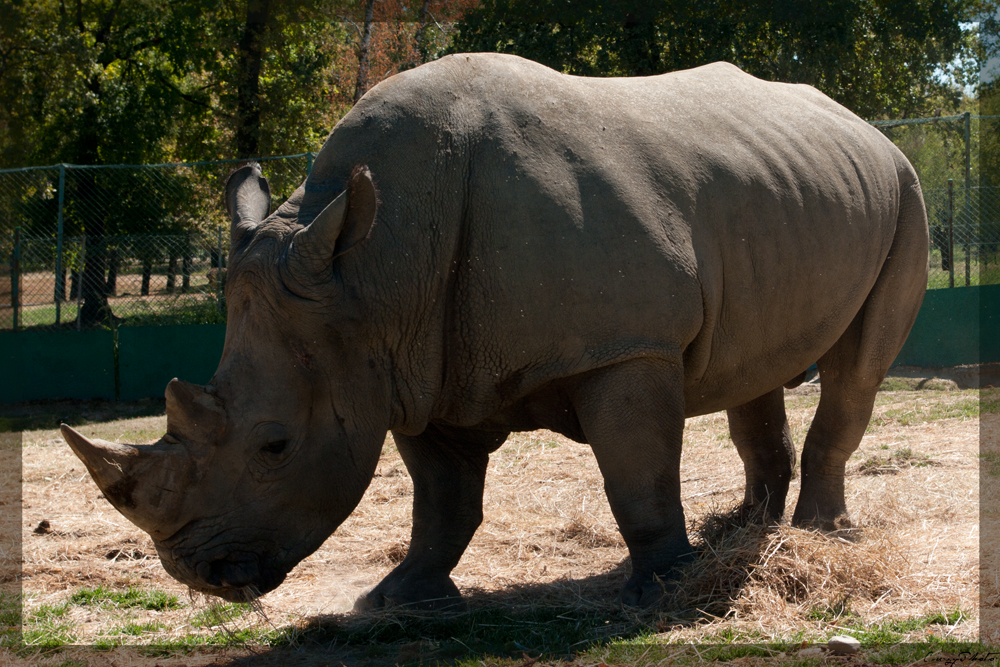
[[306, 151, 315, 176], [948, 179, 955, 289], [11, 227, 20, 331], [75, 235, 86, 330], [54, 163, 66, 325], [217, 225, 223, 313], [964, 111, 971, 191]]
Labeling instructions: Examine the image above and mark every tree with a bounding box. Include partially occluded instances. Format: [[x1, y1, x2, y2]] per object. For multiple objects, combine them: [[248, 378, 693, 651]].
[[450, 0, 975, 120]]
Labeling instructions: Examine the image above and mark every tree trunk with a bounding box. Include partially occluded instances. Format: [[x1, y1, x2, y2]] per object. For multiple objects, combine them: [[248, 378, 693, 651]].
[[76, 101, 112, 326], [181, 234, 191, 293], [354, 0, 376, 104], [416, 0, 432, 63], [235, 0, 270, 158], [623, 11, 660, 77], [58, 266, 67, 304], [166, 255, 177, 293], [105, 247, 119, 296], [79, 232, 110, 325], [69, 269, 80, 300], [141, 257, 152, 296]]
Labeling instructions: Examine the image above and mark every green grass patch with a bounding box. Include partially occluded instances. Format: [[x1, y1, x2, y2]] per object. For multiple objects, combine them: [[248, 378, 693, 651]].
[[69, 586, 181, 611], [857, 447, 936, 475], [21, 605, 77, 648], [878, 377, 957, 392], [134, 626, 277, 655], [806, 595, 858, 622], [981, 452, 1000, 476], [117, 620, 166, 636], [828, 608, 967, 648], [31, 603, 70, 620], [190, 601, 251, 628], [982, 388, 1000, 415], [18, 294, 225, 330], [867, 396, 979, 432], [0, 591, 22, 648], [93, 620, 168, 649], [118, 297, 226, 326]]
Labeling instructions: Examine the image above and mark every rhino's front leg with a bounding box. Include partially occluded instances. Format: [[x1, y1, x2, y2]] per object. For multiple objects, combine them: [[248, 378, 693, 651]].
[[354, 423, 508, 611], [571, 357, 692, 607]]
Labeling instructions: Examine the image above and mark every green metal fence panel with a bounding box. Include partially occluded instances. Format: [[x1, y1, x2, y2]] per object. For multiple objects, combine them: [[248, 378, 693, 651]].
[[0, 329, 115, 403], [980, 284, 1000, 366], [117, 324, 226, 401], [892, 285, 994, 368]]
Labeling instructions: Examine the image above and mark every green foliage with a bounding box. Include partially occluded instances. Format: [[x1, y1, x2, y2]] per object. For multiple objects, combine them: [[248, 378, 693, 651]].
[[0, 0, 347, 171], [450, 0, 976, 119]]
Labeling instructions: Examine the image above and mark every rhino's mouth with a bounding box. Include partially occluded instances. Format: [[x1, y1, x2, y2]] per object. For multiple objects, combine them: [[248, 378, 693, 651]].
[[155, 544, 290, 602]]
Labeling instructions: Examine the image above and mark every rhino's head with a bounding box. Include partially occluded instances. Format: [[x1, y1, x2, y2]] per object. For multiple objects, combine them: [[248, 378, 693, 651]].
[[63, 163, 388, 602]]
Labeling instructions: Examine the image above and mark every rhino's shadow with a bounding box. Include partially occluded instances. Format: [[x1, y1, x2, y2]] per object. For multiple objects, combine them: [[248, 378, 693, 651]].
[[216, 511, 775, 666]]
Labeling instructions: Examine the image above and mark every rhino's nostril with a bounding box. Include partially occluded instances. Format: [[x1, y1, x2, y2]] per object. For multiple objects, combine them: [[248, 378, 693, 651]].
[[195, 560, 215, 585], [220, 559, 260, 588]]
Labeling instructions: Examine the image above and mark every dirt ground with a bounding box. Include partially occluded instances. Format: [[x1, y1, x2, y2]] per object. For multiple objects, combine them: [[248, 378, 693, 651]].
[[2, 379, 991, 664]]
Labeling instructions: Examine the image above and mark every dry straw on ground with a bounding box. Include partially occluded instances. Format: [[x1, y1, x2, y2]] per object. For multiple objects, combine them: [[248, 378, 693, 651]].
[[7, 383, 984, 659]]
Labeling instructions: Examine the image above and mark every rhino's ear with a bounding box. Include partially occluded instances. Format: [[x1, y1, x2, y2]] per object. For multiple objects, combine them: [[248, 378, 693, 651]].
[[288, 165, 377, 279], [225, 163, 271, 250]]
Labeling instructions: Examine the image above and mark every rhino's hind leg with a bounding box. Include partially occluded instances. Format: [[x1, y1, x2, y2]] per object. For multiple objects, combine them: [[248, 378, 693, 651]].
[[354, 424, 508, 611], [727, 387, 795, 523], [792, 174, 927, 530], [571, 357, 692, 607]]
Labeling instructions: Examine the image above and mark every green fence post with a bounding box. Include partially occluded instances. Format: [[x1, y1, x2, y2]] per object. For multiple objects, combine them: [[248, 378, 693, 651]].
[[306, 151, 315, 176], [948, 180, 955, 289], [965, 189, 971, 287], [11, 227, 20, 332], [54, 163, 66, 324], [217, 225, 223, 313]]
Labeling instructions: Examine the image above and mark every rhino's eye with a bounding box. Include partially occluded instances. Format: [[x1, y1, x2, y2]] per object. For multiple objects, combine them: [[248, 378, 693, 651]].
[[262, 440, 289, 455]]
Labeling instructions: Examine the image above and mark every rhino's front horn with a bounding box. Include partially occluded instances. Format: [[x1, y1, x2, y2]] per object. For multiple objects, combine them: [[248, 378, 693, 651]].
[[61, 425, 197, 540], [225, 162, 271, 250], [288, 165, 377, 281]]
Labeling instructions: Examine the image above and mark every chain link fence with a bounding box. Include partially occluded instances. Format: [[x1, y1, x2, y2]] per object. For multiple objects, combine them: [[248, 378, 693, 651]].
[[926, 185, 1000, 289], [1, 155, 312, 330]]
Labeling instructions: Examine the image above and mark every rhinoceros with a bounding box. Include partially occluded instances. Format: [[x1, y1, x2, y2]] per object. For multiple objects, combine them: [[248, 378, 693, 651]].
[[62, 53, 928, 608]]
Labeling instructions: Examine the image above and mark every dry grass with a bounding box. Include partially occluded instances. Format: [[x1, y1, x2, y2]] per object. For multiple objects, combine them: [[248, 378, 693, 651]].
[[3, 384, 985, 664]]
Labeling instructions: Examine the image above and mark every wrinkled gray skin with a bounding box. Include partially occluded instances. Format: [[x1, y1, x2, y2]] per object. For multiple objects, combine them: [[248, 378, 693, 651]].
[[63, 53, 928, 608]]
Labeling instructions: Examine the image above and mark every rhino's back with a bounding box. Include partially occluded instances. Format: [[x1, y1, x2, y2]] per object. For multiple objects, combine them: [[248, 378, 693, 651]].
[[308, 54, 913, 425]]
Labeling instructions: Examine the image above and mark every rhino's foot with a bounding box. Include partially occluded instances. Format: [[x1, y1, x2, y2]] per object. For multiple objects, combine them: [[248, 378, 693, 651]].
[[353, 572, 464, 612], [620, 570, 683, 608], [791, 509, 854, 533], [791, 479, 854, 533], [738, 501, 785, 526]]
